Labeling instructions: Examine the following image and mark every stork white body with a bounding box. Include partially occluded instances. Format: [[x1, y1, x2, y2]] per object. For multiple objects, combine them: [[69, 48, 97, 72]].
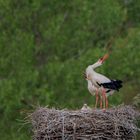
[[86, 63, 110, 86], [87, 79, 97, 96], [86, 64, 114, 97], [87, 79, 114, 96]]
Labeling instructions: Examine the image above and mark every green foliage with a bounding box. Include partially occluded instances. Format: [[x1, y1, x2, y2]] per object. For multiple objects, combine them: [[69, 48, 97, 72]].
[[133, 94, 140, 108], [0, 0, 140, 139]]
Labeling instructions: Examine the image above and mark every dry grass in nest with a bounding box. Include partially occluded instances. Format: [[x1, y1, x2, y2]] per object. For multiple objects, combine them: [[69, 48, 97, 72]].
[[30, 106, 140, 140]]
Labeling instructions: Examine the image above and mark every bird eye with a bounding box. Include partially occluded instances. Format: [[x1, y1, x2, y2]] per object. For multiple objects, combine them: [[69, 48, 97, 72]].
[[100, 57, 103, 60], [99, 57, 103, 62]]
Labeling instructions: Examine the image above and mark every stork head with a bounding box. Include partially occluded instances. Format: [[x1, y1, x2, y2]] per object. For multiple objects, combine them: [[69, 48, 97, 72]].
[[83, 72, 87, 79], [83, 72, 91, 80], [98, 53, 109, 64]]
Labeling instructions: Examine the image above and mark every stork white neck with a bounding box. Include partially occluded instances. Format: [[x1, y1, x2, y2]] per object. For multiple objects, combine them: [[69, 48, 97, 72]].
[[86, 61, 101, 77], [91, 61, 102, 69]]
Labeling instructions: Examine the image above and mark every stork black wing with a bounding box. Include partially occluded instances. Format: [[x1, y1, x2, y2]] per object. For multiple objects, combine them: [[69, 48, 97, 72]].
[[97, 80, 123, 91]]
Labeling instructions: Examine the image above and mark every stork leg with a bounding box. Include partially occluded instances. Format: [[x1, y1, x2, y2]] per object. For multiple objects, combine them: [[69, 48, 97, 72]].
[[105, 96, 108, 108], [95, 89, 99, 108], [100, 94, 103, 109], [102, 89, 106, 111]]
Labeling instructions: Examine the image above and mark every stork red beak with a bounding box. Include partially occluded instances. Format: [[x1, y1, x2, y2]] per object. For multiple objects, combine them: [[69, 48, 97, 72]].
[[99, 53, 109, 63]]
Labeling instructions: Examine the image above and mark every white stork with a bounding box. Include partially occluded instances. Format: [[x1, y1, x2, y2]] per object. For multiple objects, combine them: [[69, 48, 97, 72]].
[[84, 54, 123, 110]]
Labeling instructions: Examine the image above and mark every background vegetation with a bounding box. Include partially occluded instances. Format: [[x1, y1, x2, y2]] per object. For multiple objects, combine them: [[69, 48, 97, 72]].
[[0, 0, 140, 139]]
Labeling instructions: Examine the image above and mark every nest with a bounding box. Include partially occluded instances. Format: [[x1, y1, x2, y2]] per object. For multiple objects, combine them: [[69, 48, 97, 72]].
[[31, 106, 140, 140]]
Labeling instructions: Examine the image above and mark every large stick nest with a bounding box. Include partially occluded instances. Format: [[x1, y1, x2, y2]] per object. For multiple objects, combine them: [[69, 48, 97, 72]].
[[31, 106, 140, 140]]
